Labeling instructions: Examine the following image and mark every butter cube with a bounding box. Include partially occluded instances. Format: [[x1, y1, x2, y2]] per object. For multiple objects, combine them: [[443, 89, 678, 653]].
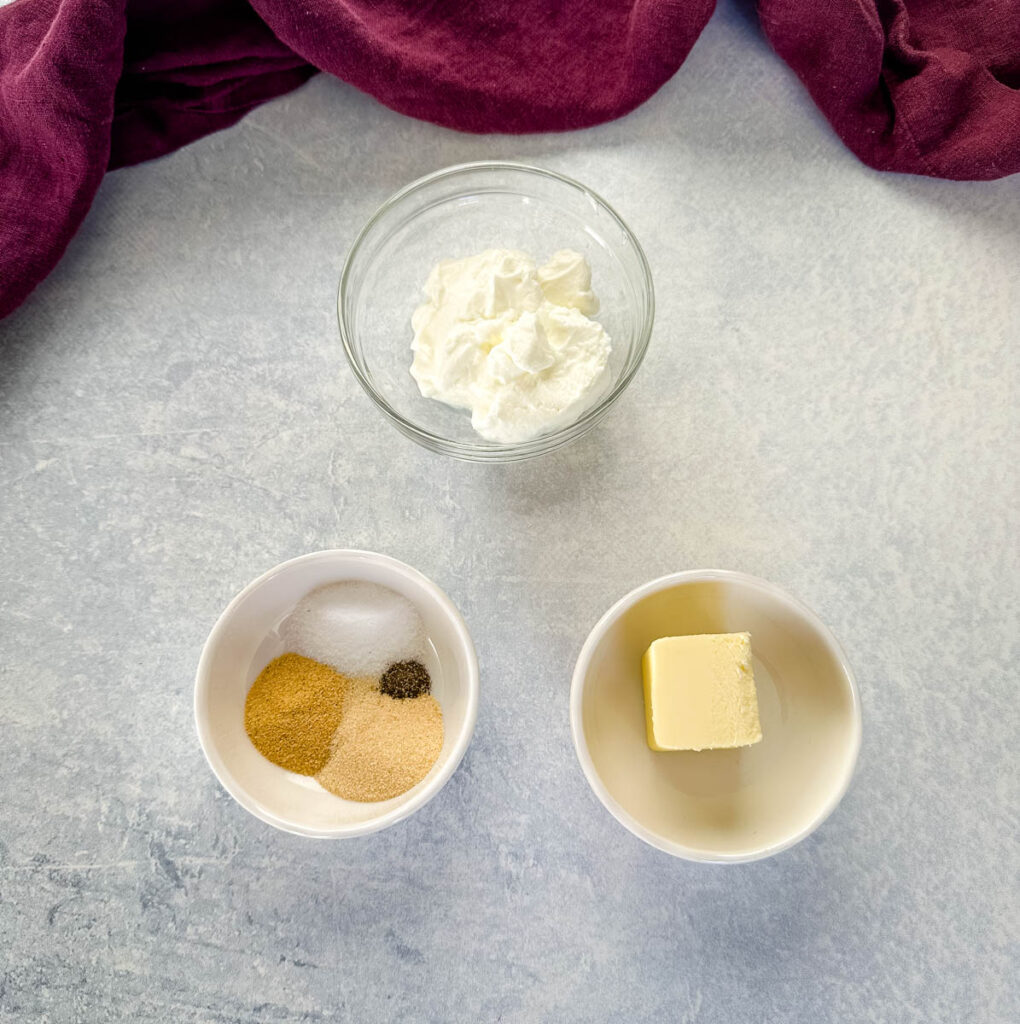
[[642, 632, 762, 752]]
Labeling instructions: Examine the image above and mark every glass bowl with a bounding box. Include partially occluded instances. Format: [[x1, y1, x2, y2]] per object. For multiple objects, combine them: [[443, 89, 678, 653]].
[[338, 162, 654, 462]]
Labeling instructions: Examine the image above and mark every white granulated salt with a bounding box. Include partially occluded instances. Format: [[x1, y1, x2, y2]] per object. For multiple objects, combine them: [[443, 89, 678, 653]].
[[281, 581, 426, 679]]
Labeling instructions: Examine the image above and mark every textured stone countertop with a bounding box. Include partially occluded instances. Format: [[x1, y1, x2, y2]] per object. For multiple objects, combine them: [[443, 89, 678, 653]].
[[1, 4, 1017, 1021]]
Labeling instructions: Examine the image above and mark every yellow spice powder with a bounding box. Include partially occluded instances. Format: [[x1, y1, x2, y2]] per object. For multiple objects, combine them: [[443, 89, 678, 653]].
[[316, 676, 444, 802], [244, 653, 351, 775]]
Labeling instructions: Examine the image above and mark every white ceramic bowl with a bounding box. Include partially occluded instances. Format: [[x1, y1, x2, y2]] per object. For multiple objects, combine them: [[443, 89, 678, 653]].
[[195, 550, 479, 837], [570, 570, 861, 862]]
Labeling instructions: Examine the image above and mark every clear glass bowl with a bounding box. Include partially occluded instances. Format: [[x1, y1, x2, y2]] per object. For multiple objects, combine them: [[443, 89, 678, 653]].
[[338, 161, 654, 462]]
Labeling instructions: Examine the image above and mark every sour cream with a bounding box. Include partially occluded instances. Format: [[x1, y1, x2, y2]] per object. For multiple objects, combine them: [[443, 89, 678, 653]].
[[410, 249, 612, 443]]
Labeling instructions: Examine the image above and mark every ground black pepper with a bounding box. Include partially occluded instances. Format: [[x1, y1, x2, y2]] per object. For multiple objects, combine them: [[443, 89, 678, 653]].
[[379, 660, 431, 699]]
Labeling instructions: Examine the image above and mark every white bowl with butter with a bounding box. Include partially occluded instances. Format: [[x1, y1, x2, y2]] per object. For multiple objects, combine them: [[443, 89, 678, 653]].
[[570, 571, 861, 863]]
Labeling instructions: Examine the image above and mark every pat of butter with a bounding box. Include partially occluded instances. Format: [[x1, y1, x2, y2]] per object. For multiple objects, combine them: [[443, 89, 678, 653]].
[[642, 632, 763, 752]]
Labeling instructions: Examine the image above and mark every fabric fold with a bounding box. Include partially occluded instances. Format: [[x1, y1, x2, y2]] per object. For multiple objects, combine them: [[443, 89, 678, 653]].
[[759, 0, 1020, 180], [0, 0, 126, 319], [110, 0, 313, 168], [246, 0, 717, 133]]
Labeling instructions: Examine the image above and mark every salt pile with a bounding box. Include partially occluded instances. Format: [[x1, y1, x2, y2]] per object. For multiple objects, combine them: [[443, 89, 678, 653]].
[[281, 581, 426, 678]]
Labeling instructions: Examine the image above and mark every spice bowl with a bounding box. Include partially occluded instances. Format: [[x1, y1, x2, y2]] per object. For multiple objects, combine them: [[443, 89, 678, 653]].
[[570, 571, 861, 863], [338, 161, 654, 462], [195, 550, 479, 837]]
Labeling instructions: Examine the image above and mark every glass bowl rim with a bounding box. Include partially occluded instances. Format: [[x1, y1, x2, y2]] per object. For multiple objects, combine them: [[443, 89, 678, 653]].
[[337, 159, 655, 462]]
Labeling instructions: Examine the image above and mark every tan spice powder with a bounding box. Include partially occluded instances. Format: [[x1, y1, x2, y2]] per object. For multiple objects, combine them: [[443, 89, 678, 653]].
[[316, 677, 444, 802], [244, 653, 351, 775]]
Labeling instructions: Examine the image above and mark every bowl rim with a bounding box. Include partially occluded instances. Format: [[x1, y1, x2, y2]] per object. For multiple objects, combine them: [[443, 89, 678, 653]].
[[569, 569, 863, 864], [194, 548, 480, 838], [337, 159, 655, 462]]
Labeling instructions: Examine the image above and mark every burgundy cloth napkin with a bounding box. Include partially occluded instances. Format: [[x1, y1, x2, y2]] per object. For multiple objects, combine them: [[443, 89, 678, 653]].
[[1, 0, 124, 322], [1, 0, 1018, 321], [112, 1, 313, 169], [759, 0, 1020, 180], [0, 0, 313, 319]]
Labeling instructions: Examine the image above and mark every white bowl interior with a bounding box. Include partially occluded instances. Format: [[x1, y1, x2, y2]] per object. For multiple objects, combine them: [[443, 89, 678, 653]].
[[341, 164, 651, 449], [574, 574, 860, 860], [196, 552, 477, 836]]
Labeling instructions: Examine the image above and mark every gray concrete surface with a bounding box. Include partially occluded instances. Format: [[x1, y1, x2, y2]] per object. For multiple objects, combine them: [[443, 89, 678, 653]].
[[1, 3, 1018, 1021]]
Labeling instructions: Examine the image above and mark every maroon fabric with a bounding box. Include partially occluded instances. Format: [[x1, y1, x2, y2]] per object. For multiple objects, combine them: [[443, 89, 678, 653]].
[[0, 0, 314, 318], [111, 0, 313, 169], [246, 0, 715, 133], [1, 0, 1018, 321], [0, 0, 125, 320], [760, 0, 1020, 180]]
